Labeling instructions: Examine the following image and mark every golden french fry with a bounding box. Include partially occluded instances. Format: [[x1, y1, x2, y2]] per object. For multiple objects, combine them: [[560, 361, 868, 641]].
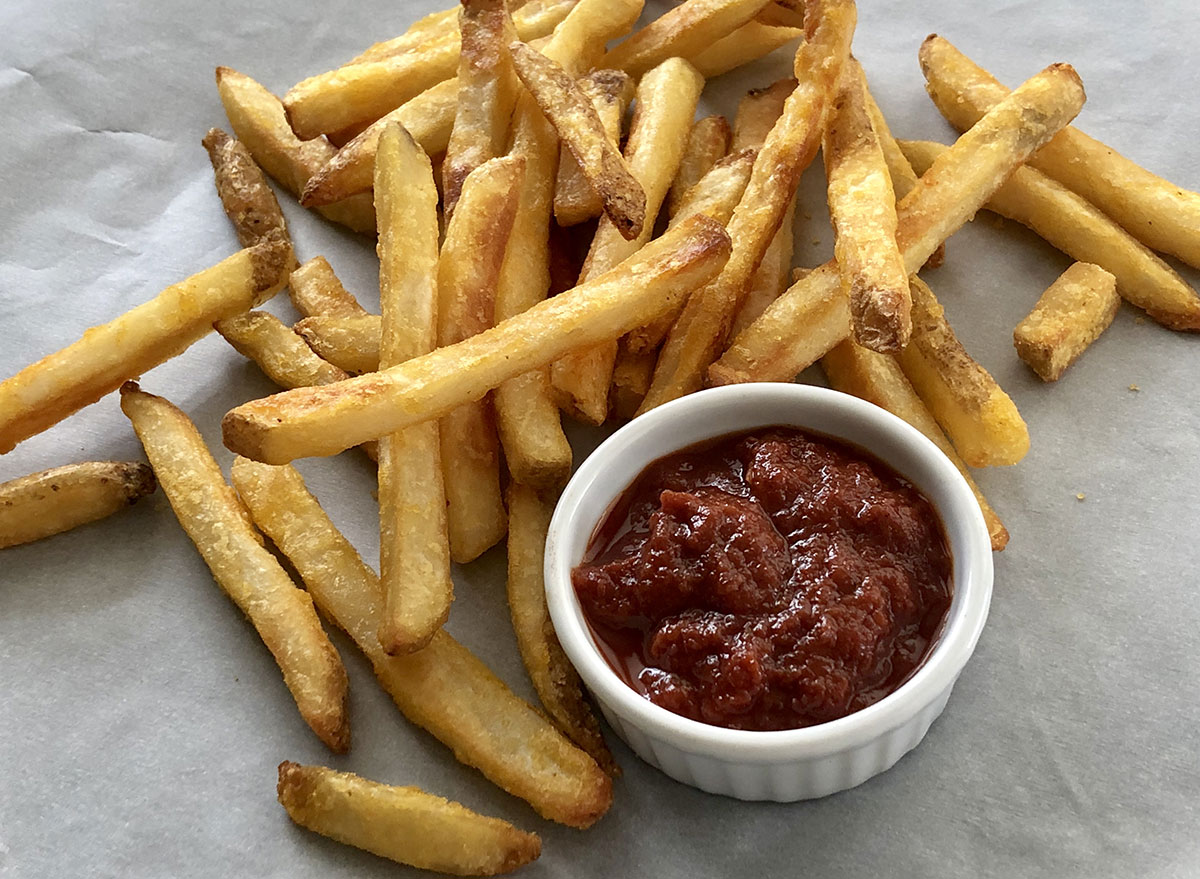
[[443, 0, 520, 219], [604, 0, 772, 78], [506, 483, 616, 773], [277, 762, 541, 875], [666, 114, 731, 218], [901, 139, 1200, 331], [493, 0, 643, 488], [1014, 262, 1120, 382], [295, 314, 381, 374], [729, 76, 793, 152], [214, 67, 375, 234], [820, 342, 1009, 551], [687, 21, 802, 78], [641, 0, 855, 412], [222, 215, 731, 464], [373, 123, 450, 655], [708, 63, 1087, 386], [0, 461, 155, 550], [824, 68, 910, 352], [510, 41, 646, 241], [755, 0, 805, 27], [897, 277, 1029, 467], [120, 384, 348, 749], [232, 460, 612, 828], [439, 157, 525, 563], [554, 70, 635, 227], [0, 240, 289, 455], [920, 35, 1200, 272], [288, 256, 370, 319], [551, 57, 705, 425], [609, 341, 658, 420], [201, 128, 295, 263], [626, 149, 757, 354]]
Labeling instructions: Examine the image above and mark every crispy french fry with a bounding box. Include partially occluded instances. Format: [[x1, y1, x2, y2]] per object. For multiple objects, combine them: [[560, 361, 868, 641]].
[[824, 68, 911, 352], [214, 67, 375, 234], [625, 149, 757, 354], [439, 157, 525, 563], [443, 0, 521, 220], [506, 483, 616, 773], [641, 0, 855, 412], [901, 139, 1200, 331], [0, 461, 156, 550], [300, 79, 459, 209], [820, 342, 1009, 551], [857, 61, 945, 269], [373, 123, 450, 655], [1014, 262, 1119, 382], [295, 314, 381, 374], [277, 762, 541, 875], [232, 460, 612, 828], [201, 128, 295, 264], [222, 215, 731, 464], [120, 384, 348, 749], [510, 42, 646, 241], [604, 0, 772, 78], [729, 77, 793, 152], [666, 115, 731, 218], [708, 63, 1087, 386], [897, 277, 1029, 467], [755, 0, 805, 27], [288, 256, 370, 319], [609, 341, 658, 420], [686, 21, 802, 78], [554, 70, 635, 227], [493, 0, 643, 488], [551, 57, 705, 424], [0, 240, 289, 455], [920, 34, 1200, 272]]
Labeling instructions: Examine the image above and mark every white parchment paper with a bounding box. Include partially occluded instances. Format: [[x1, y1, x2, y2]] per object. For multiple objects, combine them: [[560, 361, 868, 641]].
[[2, 1, 1198, 877]]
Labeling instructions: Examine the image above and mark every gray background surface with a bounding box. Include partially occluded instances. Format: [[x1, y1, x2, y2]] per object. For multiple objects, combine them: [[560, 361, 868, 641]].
[[2, 1, 1198, 876]]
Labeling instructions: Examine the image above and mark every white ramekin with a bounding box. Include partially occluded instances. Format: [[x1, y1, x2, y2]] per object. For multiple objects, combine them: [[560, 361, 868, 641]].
[[545, 383, 994, 801]]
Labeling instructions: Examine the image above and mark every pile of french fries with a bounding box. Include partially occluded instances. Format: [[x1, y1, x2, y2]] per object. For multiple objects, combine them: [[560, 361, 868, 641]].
[[2, 0, 1199, 873]]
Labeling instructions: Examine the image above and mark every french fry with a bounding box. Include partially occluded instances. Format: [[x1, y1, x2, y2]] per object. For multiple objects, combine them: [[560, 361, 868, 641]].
[[820, 342, 1010, 551], [554, 70, 635, 227], [551, 57, 705, 424], [897, 277, 1030, 467], [300, 79, 459, 209], [232, 460, 612, 828], [0, 461, 156, 550], [0, 239, 290, 455], [1014, 262, 1120, 382], [686, 21, 802, 78], [120, 384, 349, 750], [510, 41, 646, 241], [439, 157, 525, 563], [666, 115, 731, 218], [277, 762, 541, 875], [288, 256, 370, 319], [625, 149, 757, 354], [920, 35, 1200, 272], [609, 341, 657, 420], [222, 215, 731, 464], [442, 0, 520, 220], [708, 63, 1087, 386], [604, 0, 772, 79], [640, 0, 856, 412], [284, 0, 587, 140], [214, 67, 375, 234], [823, 68, 911, 352], [374, 123, 450, 655], [201, 128, 295, 265], [295, 314, 381, 374], [755, 0, 805, 27], [901, 139, 1200, 331], [506, 483, 616, 773], [729, 77, 793, 152], [493, 0, 643, 488]]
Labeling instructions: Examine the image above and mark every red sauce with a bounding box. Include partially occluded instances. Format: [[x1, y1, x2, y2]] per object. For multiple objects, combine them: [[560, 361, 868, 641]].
[[572, 427, 952, 731]]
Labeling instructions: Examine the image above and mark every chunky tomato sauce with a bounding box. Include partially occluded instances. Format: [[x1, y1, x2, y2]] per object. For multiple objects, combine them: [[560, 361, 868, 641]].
[[572, 427, 952, 731]]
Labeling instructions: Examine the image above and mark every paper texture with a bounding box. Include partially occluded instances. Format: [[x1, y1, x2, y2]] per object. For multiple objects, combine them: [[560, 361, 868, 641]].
[[1, 1, 1198, 877]]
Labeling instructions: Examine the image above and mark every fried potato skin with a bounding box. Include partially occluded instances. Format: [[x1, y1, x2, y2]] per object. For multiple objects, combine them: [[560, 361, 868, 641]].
[[553, 70, 635, 227], [201, 127, 295, 264]]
